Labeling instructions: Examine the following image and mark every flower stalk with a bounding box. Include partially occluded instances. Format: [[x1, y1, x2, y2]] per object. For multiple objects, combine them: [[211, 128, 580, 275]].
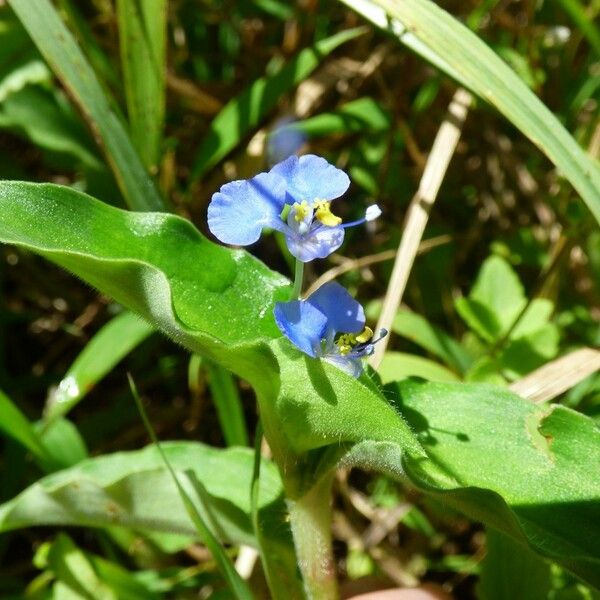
[[287, 474, 338, 600], [292, 259, 305, 299]]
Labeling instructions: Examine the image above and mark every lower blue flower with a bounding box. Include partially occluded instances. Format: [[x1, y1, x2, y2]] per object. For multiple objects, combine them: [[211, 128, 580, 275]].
[[207, 154, 381, 262], [273, 281, 387, 377]]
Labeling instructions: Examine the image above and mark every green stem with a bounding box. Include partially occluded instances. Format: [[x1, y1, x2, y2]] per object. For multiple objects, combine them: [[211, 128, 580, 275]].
[[287, 475, 338, 600], [291, 259, 305, 299]]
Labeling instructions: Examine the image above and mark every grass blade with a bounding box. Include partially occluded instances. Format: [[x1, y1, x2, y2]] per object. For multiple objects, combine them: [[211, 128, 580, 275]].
[[339, 0, 600, 223], [204, 359, 249, 447], [553, 0, 600, 56], [0, 388, 50, 463], [45, 312, 155, 424], [191, 27, 364, 179], [128, 375, 255, 600], [7, 0, 167, 212], [116, 0, 167, 170]]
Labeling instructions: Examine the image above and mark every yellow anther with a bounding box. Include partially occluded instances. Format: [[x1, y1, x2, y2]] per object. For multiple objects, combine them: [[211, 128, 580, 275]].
[[338, 344, 353, 356], [314, 199, 342, 227], [355, 326, 373, 344], [293, 200, 310, 222]]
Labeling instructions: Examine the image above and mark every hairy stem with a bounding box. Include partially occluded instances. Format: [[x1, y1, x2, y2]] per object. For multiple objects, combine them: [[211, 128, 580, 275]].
[[292, 259, 305, 299], [287, 475, 338, 600]]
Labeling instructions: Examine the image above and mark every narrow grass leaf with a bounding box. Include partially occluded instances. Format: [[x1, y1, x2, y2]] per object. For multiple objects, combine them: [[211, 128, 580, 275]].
[[128, 376, 255, 600], [204, 359, 249, 447], [552, 0, 600, 56], [339, 0, 600, 223], [0, 388, 50, 463], [45, 312, 155, 424], [7, 0, 167, 212], [116, 0, 167, 170]]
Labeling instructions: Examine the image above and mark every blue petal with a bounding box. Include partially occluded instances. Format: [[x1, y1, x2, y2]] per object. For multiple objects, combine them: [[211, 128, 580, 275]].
[[323, 354, 364, 378], [270, 154, 350, 203], [274, 300, 329, 358], [306, 282, 365, 334], [207, 172, 287, 245], [285, 225, 344, 262]]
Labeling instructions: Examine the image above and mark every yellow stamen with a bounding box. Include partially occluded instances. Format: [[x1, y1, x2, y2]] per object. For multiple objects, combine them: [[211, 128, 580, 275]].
[[336, 327, 373, 355], [356, 326, 373, 344], [336, 333, 356, 355], [293, 200, 310, 222], [314, 199, 342, 227]]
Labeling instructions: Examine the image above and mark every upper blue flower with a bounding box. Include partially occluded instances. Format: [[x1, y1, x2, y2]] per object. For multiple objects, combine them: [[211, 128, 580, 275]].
[[207, 154, 381, 262], [273, 281, 387, 378]]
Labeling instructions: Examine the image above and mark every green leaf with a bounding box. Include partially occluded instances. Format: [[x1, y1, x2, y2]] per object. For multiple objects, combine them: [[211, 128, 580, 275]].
[[87, 554, 160, 600], [390, 380, 600, 588], [0, 85, 103, 169], [7, 0, 167, 211], [45, 311, 155, 423], [129, 377, 255, 600], [268, 338, 422, 464], [0, 182, 422, 478], [389, 309, 473, 373], [478, 528, 552, 600], [378, 351, 460, 383], [0, 181, 289, 357], [338, 0, 600, 223], [204, 359, 249, 447], [273, 97, 391, 138], [0, 388, 49, 463], [47, 534, 116, 600], [552, 0, 600, 56], [0, 11, 49, 101], [456, 255, 526, 342], [191, 28, 364, 178], [0, 442, 285, 546], [37, 417, 89, 471], [116, 0, 167, 170]]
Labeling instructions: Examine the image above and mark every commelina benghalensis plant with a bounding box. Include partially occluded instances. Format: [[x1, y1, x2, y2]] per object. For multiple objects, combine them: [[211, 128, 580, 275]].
[[207, 153, 386, 378]]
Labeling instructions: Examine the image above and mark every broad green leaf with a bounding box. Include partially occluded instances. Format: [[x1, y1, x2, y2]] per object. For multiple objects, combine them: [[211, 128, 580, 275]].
[[7, 0, 167, 211], [37, 417, 89, 471], [45, 311, 155, 423], [47, 534, 116, 600], [499, 324, 560, 379], [0, 181, 422, 477], [0, 388, 49, 463], [267, 338, 422, 466], [87, 554, 161, 600], [456, 256, 560, 378], [191, 28, 364, 178], [378, 351, 460, 383], [0, 85, 103, 169], [0, 181, 289, 357], [273, 97, 391, 138], [0, 11, 49, 101], [389, 380, 600, 588], [478, 528, 552, 600], [0, 442, 285, 546], [117, 0, 167, 170], [338, 0, 600, 223], [457, 255, 527, 341]]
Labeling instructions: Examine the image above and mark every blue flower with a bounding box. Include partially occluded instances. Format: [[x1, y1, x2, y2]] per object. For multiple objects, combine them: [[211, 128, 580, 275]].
[[207, 154, 381, 262], [273, 281, 387, 378]]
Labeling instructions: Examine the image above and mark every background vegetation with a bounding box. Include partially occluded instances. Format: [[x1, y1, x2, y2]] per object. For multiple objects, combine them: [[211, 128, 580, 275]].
[[0, 0, 598, 598]]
